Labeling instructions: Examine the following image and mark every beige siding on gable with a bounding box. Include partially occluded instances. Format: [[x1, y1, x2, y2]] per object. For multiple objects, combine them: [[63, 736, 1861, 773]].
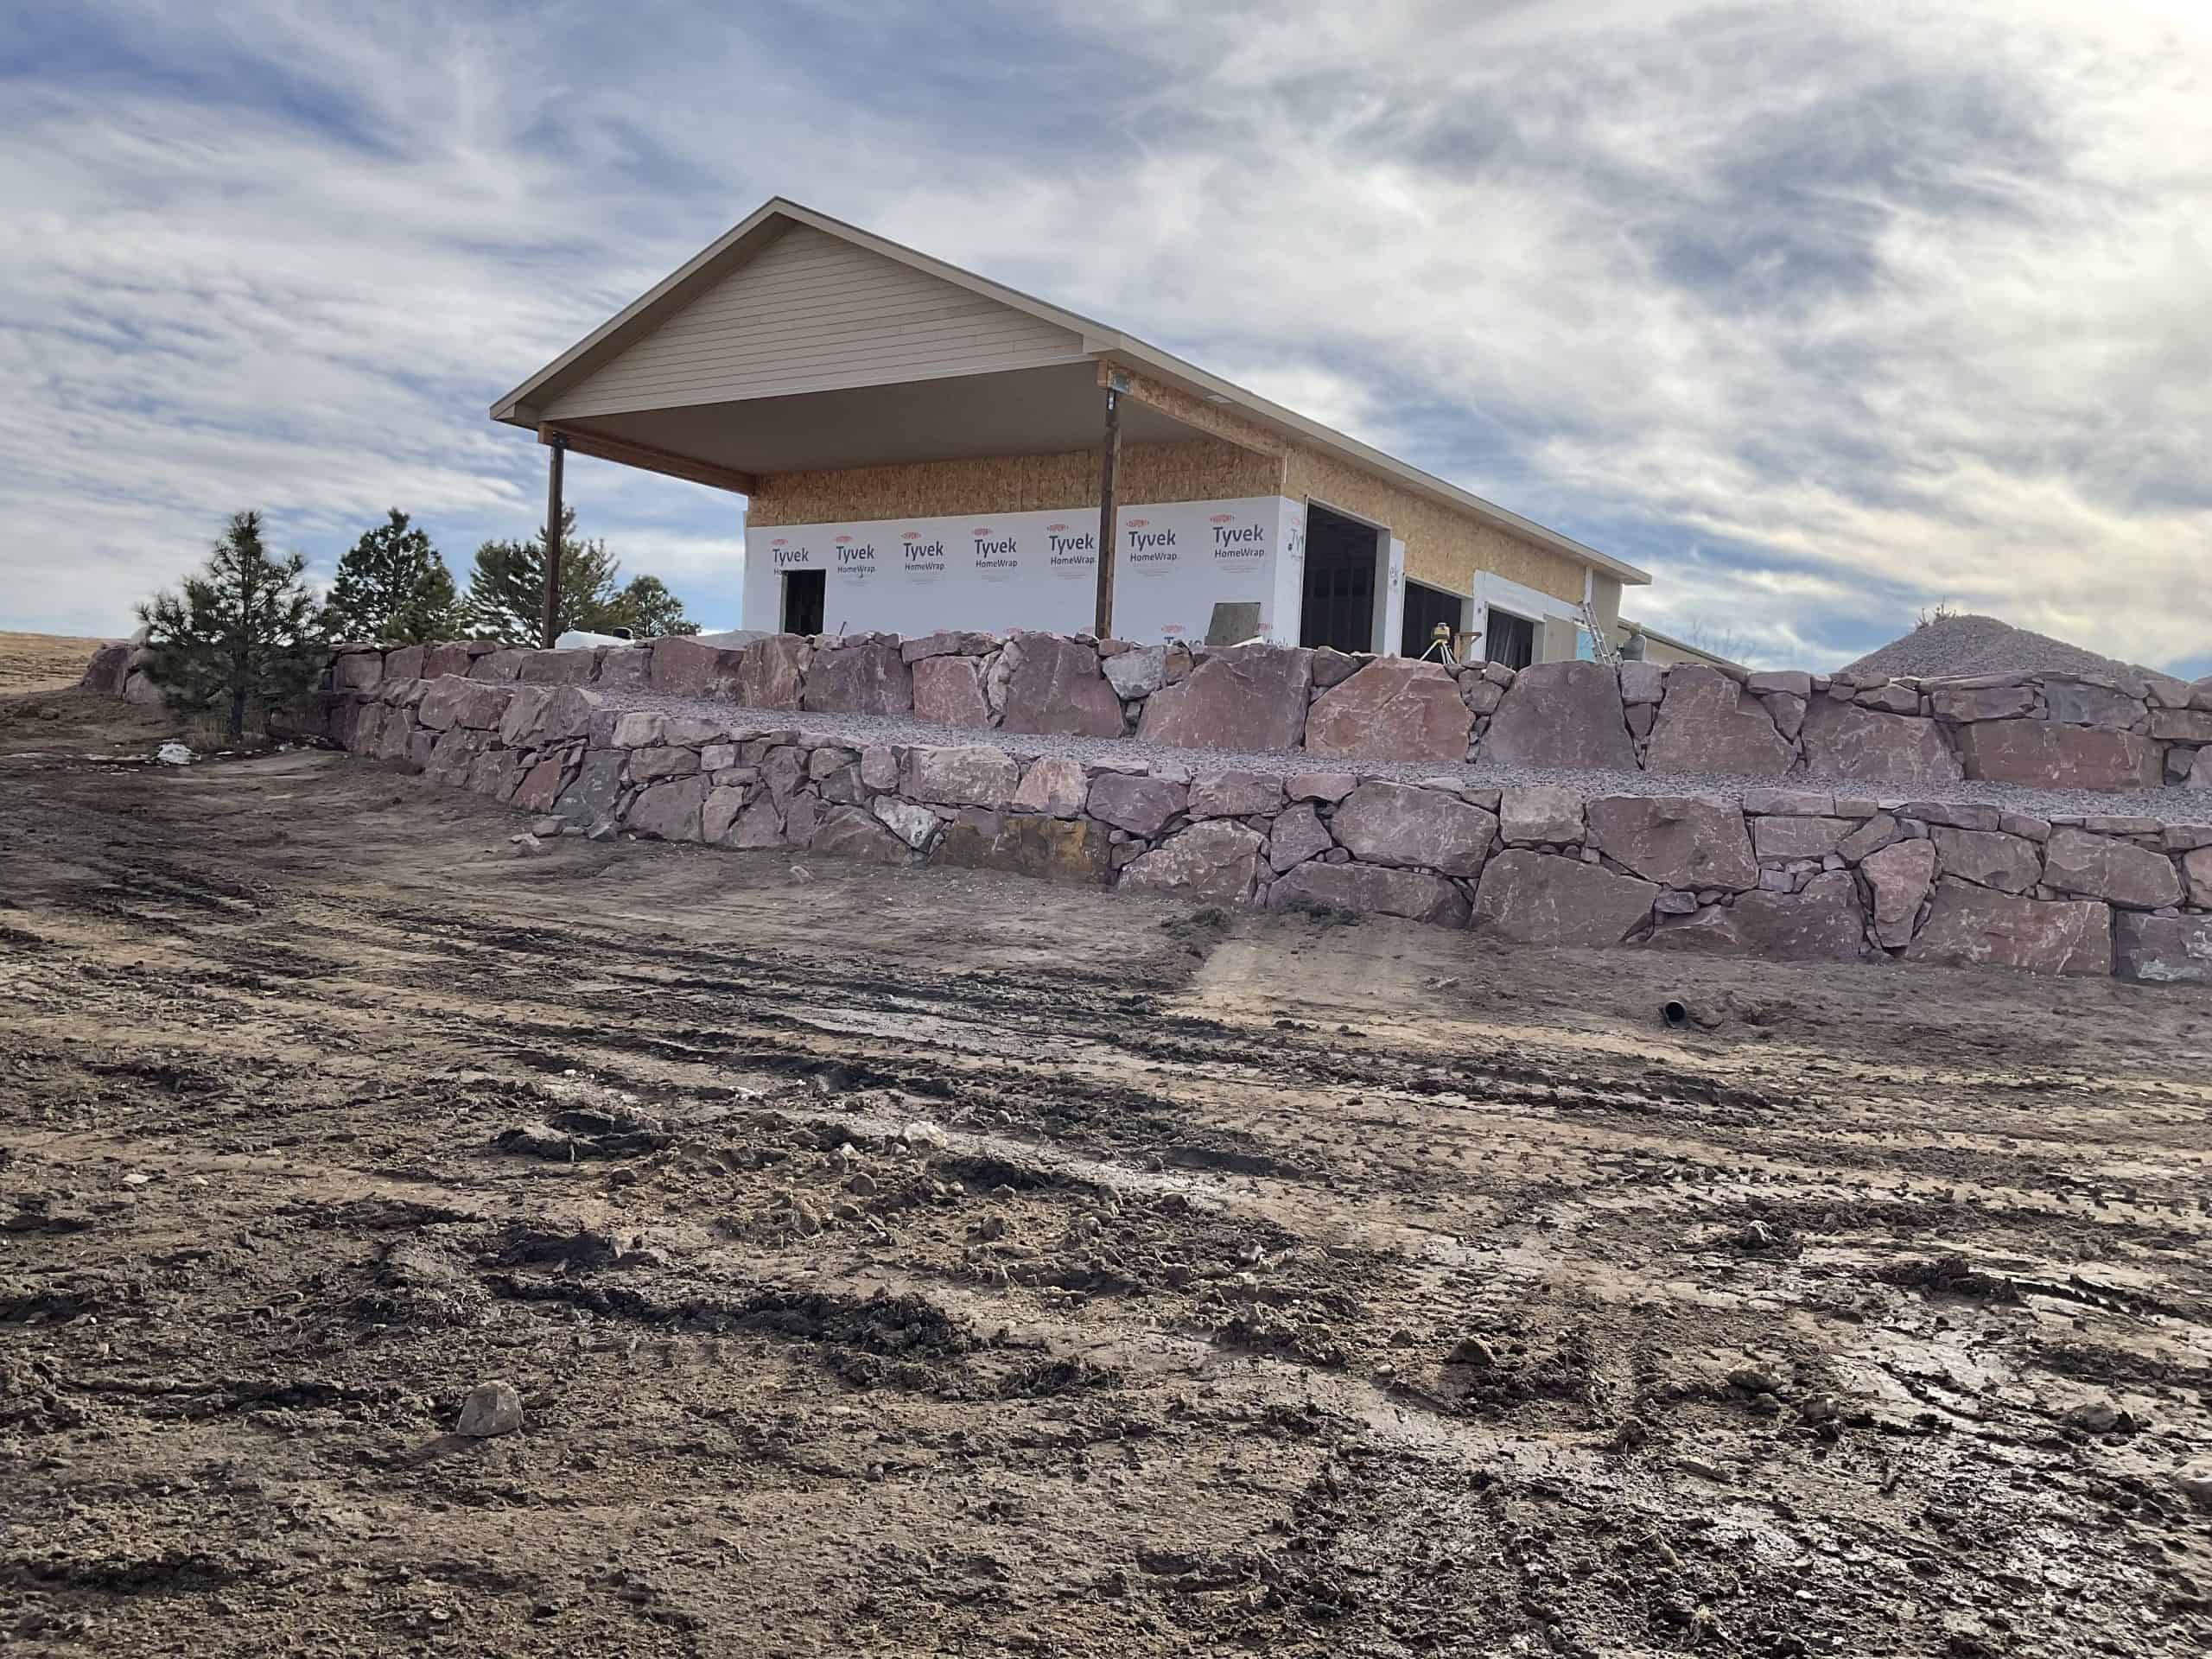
[[548, 226, 1088, 418]]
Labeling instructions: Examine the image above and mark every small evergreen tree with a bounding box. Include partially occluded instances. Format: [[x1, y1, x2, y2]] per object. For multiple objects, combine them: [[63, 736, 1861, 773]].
[[138, 512, 325, 741], [388, 559, 461, 644], [462, 508, 698, 641], [321, 509, 461, 643], [604, 574, 700, 638], [463, 506, 624, 645]]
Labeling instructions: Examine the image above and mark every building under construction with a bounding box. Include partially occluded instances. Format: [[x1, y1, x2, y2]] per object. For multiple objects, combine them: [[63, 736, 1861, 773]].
[[493, 197, 1690, 668]]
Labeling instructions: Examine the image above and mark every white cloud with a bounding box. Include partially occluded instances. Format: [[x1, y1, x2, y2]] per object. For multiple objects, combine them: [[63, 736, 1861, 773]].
[[2, 0, 2207, 671]]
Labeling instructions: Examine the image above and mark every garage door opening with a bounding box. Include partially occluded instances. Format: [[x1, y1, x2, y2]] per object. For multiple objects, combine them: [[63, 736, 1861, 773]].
[[782, 569, 825, 635], [1300, 503, 1385, 653], [1485, 606, 1536, 671], [1401, 580, 1465, 660]]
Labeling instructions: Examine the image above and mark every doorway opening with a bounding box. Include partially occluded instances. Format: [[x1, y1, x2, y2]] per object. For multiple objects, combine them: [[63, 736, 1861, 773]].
[[1485, 606, 1536, 671], [782, 569, 825, 635], [1300, 503, 1384, 653], [1401, 580, 1465, 660]]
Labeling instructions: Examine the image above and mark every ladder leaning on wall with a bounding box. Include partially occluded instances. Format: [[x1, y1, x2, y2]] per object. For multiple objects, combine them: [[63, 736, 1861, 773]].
[[1579, 596, 1620, 666]]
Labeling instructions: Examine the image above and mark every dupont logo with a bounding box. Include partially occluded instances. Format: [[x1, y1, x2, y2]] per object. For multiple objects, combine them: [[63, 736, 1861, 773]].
[[1046, 522, 1069, 531], [834, 534, 851, 544], [902, 529, 923, 540], [1126, 518, 1148, 528], [1210, 513, 1234, 524]]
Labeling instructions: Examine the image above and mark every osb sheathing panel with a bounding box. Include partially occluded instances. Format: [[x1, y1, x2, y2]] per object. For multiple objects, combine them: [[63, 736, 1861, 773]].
[[1283, 445, 1584, 604], [746, 439, 1283, 527]]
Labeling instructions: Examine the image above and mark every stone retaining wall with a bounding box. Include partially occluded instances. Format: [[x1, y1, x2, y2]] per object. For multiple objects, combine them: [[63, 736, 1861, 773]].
[[318, 666, 2212, 983], [271, 633, 2212, 796]]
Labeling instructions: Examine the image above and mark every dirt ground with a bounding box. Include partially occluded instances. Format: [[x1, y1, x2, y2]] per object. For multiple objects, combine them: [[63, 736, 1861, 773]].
[[0, 634, 115, 696], [3, 687, 2210, 1658]]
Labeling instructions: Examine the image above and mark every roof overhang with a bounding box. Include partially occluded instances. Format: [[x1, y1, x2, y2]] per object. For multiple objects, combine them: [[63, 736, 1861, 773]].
[[493, 197, 1651, 587], [531, 361, 1216, 492]]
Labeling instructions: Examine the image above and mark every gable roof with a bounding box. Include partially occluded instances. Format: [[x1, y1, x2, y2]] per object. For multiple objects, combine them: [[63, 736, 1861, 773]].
[[493, 198, 1649, 586]]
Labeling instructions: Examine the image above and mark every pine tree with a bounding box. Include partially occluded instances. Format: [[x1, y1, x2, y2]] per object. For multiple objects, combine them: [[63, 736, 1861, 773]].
[[138, 512, 326, 741], [388, 560, 461, 644], [461, 507, 697, 641], [603, 574, 700, 638], [463, 506, 624, 645], [321, 510, 458, 642]]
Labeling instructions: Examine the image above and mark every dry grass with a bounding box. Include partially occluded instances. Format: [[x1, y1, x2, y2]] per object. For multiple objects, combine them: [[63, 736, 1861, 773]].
[[0, 631, 110, 693]]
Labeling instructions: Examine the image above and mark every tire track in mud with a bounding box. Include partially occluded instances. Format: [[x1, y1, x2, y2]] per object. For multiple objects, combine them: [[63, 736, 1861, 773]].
[[8, 752, 2212, 1659]]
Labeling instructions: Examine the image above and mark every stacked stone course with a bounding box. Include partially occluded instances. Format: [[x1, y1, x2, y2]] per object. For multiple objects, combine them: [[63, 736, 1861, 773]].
[[289, 631, 2212, 983], [101, 626, 2212, 792], [299, 631, 2212, 791], [87, 630, 2212, 981]]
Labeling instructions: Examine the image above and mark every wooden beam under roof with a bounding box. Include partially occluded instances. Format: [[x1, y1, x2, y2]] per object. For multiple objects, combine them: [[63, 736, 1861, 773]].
[[537, 423, 759, 495]]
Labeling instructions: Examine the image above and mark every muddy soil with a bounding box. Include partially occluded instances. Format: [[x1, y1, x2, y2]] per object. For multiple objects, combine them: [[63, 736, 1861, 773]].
[[0, 683, 179, 763], [3, 702, 2209, 1657]]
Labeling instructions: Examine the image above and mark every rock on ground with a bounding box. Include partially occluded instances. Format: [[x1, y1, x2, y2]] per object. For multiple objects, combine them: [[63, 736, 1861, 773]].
[[456, 1380, 523, 1438]]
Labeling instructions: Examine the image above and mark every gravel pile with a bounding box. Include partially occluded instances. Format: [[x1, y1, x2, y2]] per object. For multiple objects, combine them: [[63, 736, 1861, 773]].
[[611, 690, 2212, 828], [1841, 613, 2153, 683]]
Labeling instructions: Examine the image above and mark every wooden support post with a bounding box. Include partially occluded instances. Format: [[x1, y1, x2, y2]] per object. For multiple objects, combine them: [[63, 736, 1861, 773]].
[[538, 432, 567, 649], [1093, 383, 1122, 639]]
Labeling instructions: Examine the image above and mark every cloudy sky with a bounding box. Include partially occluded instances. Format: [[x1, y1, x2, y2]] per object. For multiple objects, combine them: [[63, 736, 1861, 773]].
[[5, 0, 2209, 673]]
